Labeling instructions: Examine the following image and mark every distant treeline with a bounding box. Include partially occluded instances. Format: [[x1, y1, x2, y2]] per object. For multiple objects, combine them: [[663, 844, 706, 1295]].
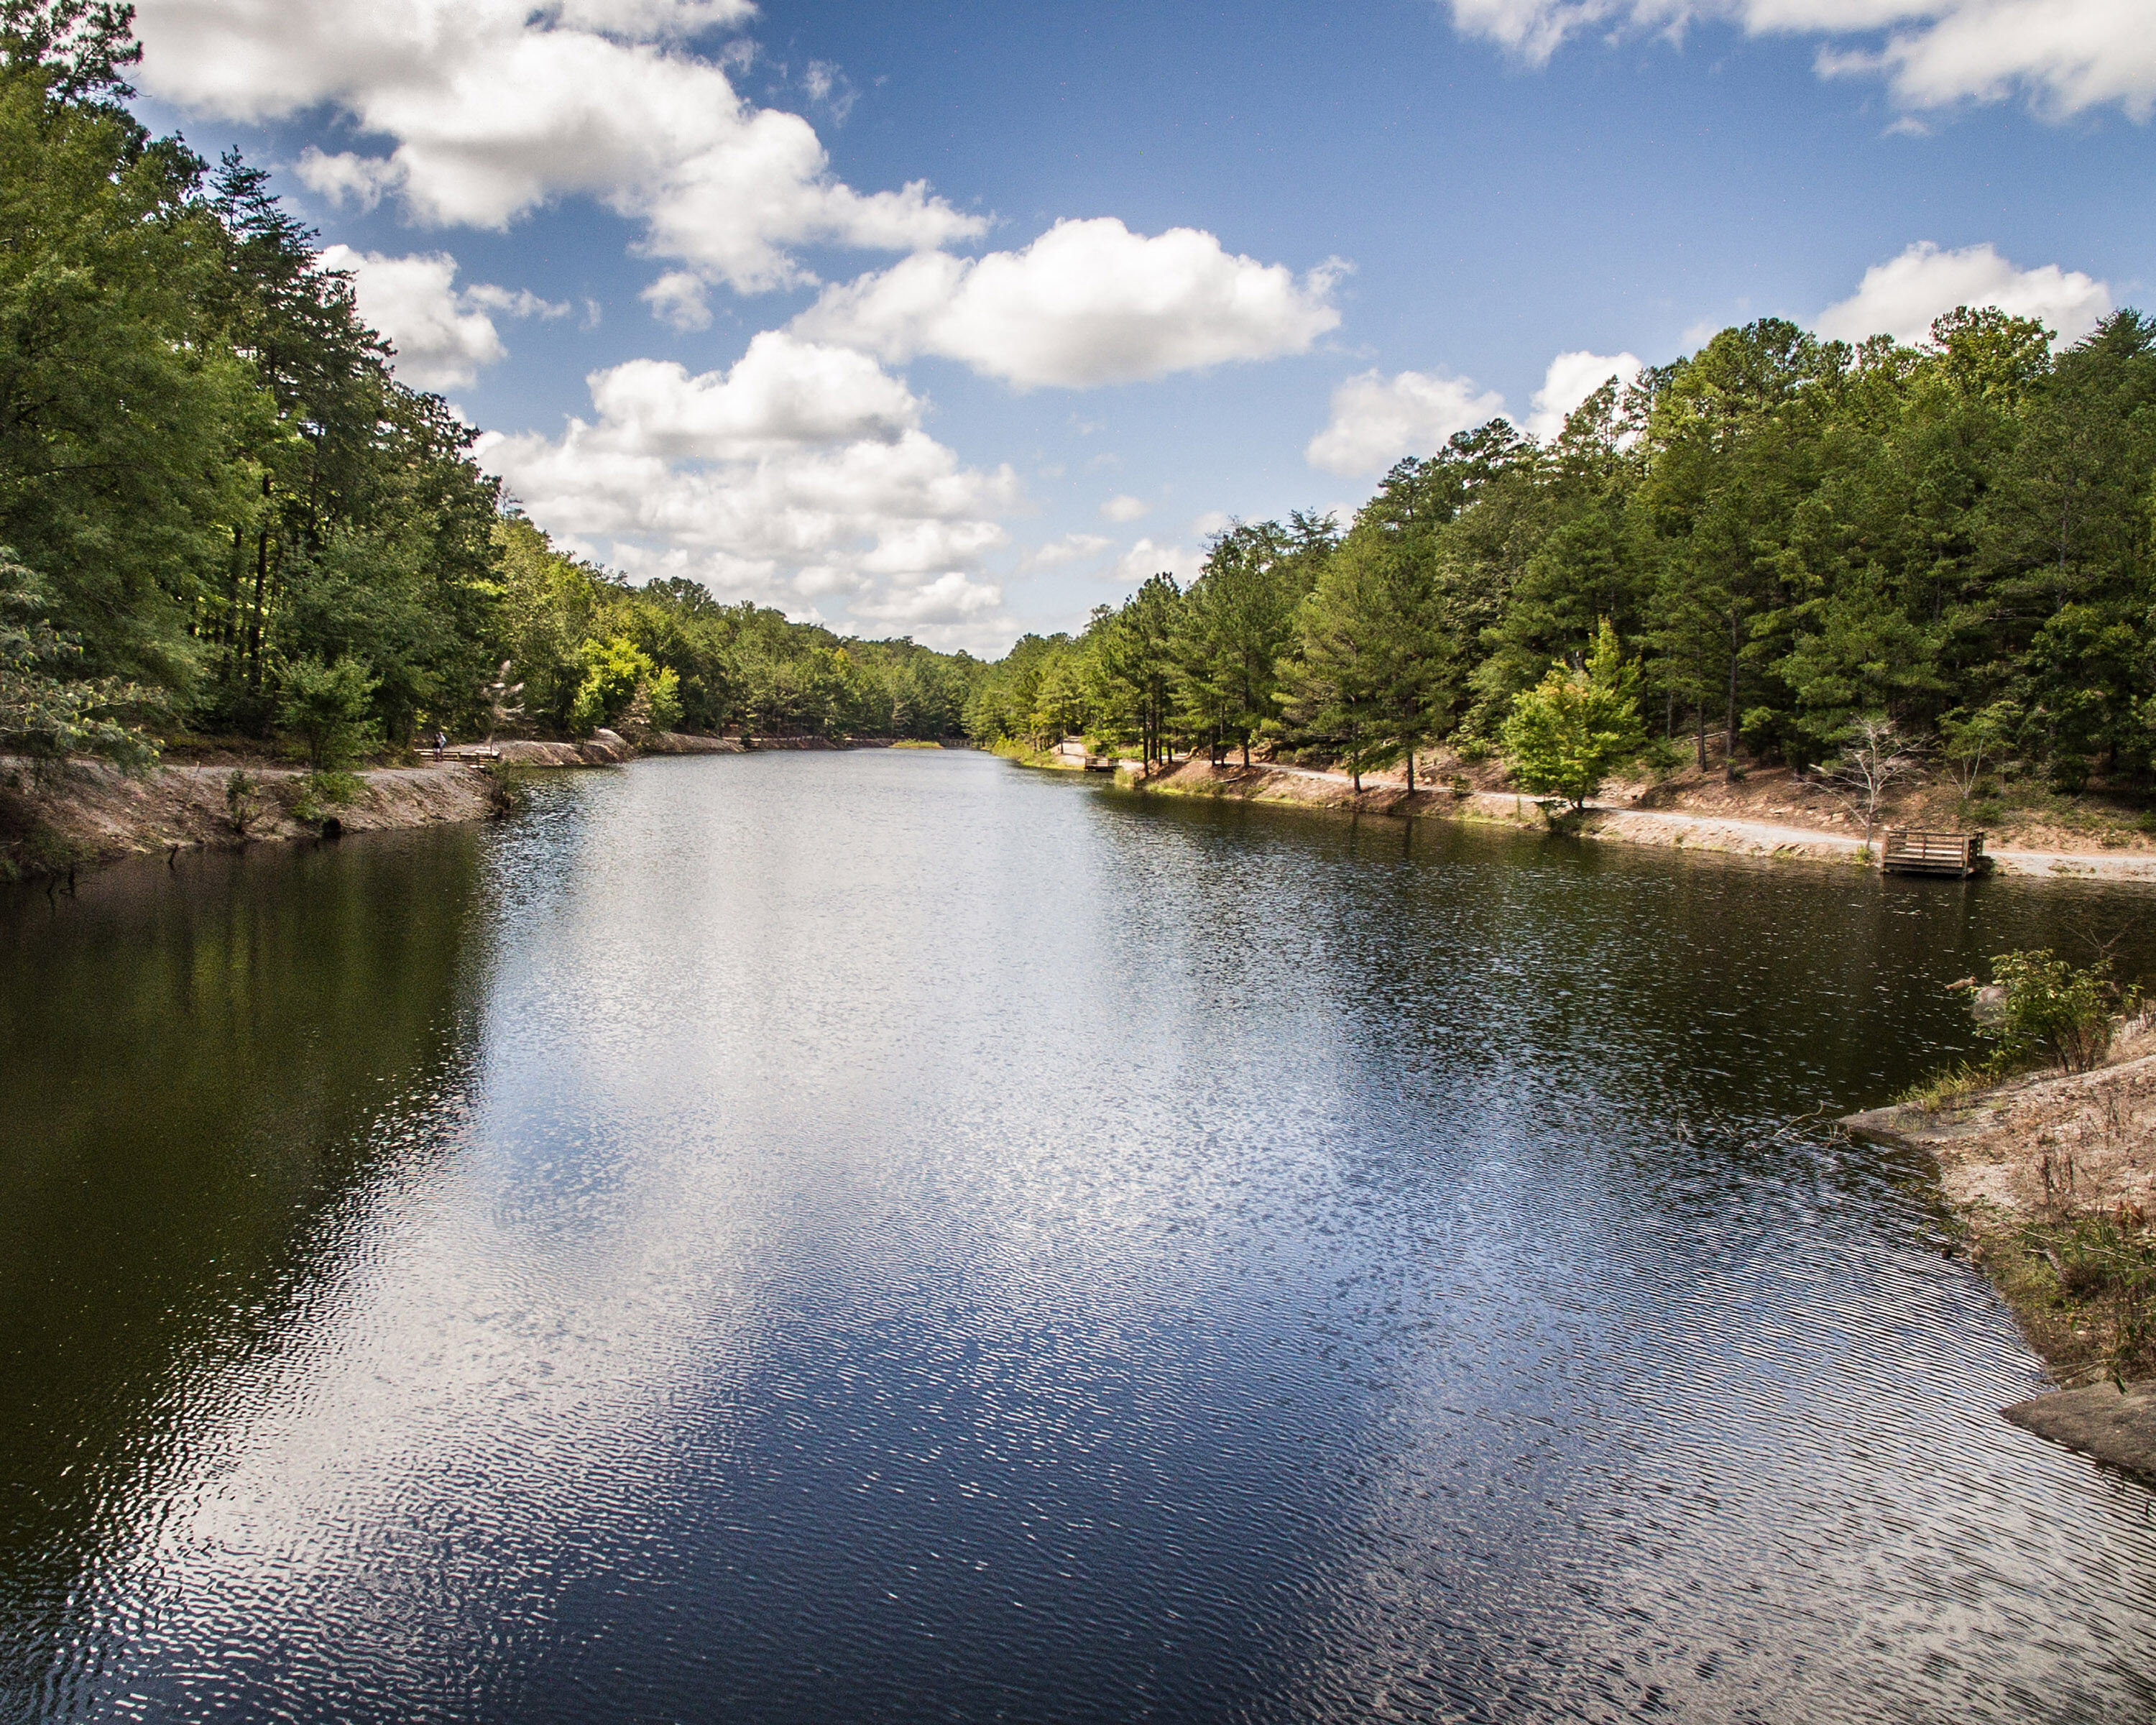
[[9, 9, 2155, 787], [1, 12, 980, 764], [968, 307, 2156, 795]]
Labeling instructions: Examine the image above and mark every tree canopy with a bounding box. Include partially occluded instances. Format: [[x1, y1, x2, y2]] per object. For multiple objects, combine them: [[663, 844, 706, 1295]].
[[0, 6, 985, 762], [967, 305, 2156, 808]]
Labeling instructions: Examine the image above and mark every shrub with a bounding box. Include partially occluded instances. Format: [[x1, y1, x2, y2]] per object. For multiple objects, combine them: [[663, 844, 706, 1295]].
[[568, 636, 658, 735], [1980, 949, 2122, 1074], [2, 553, 160, 776], [2021, 1213, 2156, 1383], [647, 666, 683, 735], [224, 768, 262, 835], [278, 655, 379, 769], [479, 760, 531, 816]]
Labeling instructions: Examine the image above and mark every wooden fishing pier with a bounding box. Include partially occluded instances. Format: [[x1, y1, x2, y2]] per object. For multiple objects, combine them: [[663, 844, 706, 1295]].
[[1880, 829, 1987, 877]]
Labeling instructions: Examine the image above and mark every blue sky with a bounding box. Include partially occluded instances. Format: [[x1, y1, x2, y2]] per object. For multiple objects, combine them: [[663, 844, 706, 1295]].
[[131, 1, 2153, 653]]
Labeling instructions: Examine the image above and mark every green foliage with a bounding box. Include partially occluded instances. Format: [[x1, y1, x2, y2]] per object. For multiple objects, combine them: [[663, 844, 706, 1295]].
[[646, 666, 683, 735], [1940, 699, 2018, 802], [223, 766, 259, 834], [2014, 1212, 2156, 1384], [277, 653, 377, 769], [479, 759, 531, 817], [0, 550, 158, 769], [14, 8, 2156, 810], [1275, 533, 1407, 789], [304, 768, 361, 805], [1499, 620, 1646, 807], [1979, 949, 2120, 1074], [965, 300, 2156, 806], [569, 635, 655, 735]]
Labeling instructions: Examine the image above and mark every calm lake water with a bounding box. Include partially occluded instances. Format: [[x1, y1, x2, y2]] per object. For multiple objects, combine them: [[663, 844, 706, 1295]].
[[6, 750, 2156, 1724]]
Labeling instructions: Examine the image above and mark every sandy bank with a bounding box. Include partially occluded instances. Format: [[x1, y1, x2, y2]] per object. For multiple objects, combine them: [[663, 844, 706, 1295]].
[[1842, 1034, 2156, 1228], [1, 757, 494, 877], [1138, 760, 2156, 880]]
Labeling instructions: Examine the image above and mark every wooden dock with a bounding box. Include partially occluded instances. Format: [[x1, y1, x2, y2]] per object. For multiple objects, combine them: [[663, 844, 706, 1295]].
[[1881, 829, 1986, 876]]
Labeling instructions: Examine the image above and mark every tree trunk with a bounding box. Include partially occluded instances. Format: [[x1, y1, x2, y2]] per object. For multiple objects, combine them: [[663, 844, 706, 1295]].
[[1695, 704, 1707, 771], [1724, 603, 1739, 782], [1406, 745, 1415, 795], [247, 525, 270, 694]]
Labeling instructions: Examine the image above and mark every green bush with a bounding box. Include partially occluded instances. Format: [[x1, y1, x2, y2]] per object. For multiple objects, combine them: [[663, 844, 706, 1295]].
[[224, 768, 262, 834], [2021, 1212, 2156, 1382], [479, 760, 531, 816], [278, 656, 379, 769], [1980, 949, 2122, 1074]]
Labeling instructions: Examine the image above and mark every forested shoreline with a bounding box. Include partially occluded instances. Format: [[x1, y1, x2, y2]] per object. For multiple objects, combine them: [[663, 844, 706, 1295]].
[[968, 312, 2156, 809], [1, 9, 980, 772], [7, 6, 2155, 810]]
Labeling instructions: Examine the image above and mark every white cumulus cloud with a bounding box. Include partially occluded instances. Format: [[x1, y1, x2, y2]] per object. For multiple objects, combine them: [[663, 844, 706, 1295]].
[[1099, 494, 1150, 523], [136, 0, 983, 293], [318, 245, 564, 389], [850, 571, 1004, 627], [1525, 349, 1643, 440], [1304, 368, 1506, 477], [584, 333, 923, 458], [476, 334, 1022, 643], [1442, 1, 2156, 120], [1815, 241, 2113, 346], [640, 270, 714, 331], [1026, 533, 1115, 570], [792, 218, 1344, 390], [1108, 538, 1203, 586]]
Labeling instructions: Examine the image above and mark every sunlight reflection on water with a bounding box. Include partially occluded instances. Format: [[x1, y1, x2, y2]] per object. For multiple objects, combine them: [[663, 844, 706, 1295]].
[[4, 750, 2155, 1723]]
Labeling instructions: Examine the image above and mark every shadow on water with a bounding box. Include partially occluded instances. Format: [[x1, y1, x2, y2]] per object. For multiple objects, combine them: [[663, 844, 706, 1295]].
[[4, 756, 2156, 1724], [0, 827, 492, 1699]]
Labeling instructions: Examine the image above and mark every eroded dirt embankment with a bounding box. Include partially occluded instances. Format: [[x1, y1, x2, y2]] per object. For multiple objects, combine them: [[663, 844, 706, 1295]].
[[1, 730, 760, 877], [1, 732, 944, 878], [1, 758, 495, 876], [1138, 759, 2156, 879]]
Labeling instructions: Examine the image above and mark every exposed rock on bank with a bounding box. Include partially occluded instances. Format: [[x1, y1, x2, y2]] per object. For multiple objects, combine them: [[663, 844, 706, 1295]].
[[1143, 759, 1861, 864], [3, 731, 750, 876], [2003, 1380, 2156, 1479], [1141, 759, 1539, 824], [1841, 1039, 2156, 1223], [497, 728, 747, 764], [1843, 1026, 2156, 1484]]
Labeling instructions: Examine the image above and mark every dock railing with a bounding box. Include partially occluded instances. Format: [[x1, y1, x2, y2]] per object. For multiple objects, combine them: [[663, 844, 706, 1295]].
[[1881, 829, 1986, 875]]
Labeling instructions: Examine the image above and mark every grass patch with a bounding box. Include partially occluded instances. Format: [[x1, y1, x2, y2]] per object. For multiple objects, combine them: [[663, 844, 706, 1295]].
[[890, 739, 943, 749], [990, 738, 1059, 768], [1891, 1059, 2001, 1110], [1979, 1209, 2156, 1385]]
